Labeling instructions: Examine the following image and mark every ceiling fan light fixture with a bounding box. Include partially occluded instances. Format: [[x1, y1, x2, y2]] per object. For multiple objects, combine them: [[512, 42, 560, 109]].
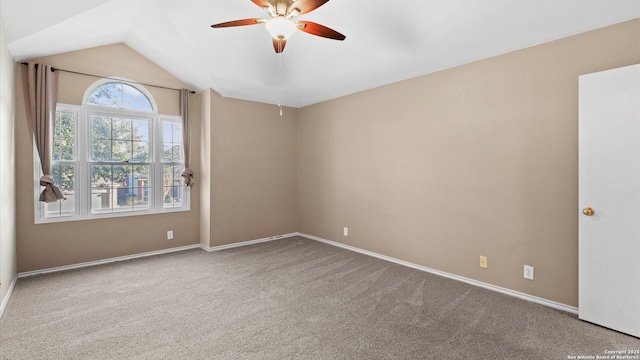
[[265, 17, 296, 40]]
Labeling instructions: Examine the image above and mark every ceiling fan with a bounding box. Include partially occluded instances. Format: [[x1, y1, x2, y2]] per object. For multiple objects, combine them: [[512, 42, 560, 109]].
[[211, 0, 346, 53]]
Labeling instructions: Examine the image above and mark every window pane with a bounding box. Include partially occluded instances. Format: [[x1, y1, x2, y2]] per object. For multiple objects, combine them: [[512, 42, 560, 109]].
[[131, 119, 150, 161], [51, 164, 75, 194], [162, 122, 173, 161], [88, 83, 120, 107], [91, 165, 112, 212], [112, 140, 132, 162], [163, 143, 182, 162], [92, 140, 111, 161], [91, 115, 112, 161], [162, 121, 182, 162], [113, 165, 132, 184], [132, 97, 153, 111], [172, 123, 182, 143], [163, 143, 171, 162], [87, 83, 152, 111], [163, 165, 176, 187], [46, 164, 75, 218], [132, 141, 149, 162], [112, 118, 132, 140], [115, 166, 133, 208], [91, 165, 113, 188], [54, 112, 74, 161], [91, 188, 112, 212], [91, 115, 111, 140], [132, 165, 150, 207], [163, 165, 183, 207], [172, 144, 182, 162], [161, 119, 184, 208], [45, 193, 75, 217], [91, 116, 150, 162], [122, 84, 152, 111], [90, 163, 154, 213], [133, 165, 150, 182], [132, 119, 149, 141], [163, 122, 173, 143], [164, 185, 182, 207]]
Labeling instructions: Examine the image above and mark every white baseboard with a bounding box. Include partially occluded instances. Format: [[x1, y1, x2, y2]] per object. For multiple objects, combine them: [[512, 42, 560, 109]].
[[200, 232, 299, 252], [10, 231, 578, 316], [18, 244, 202, 278], [17, 231, 301, 278], [0, 275, 18, 318], [298, 233, 579, 315]]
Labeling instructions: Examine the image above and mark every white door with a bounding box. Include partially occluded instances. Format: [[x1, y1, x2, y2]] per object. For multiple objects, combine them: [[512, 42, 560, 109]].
[[579, 63, 640, 338]]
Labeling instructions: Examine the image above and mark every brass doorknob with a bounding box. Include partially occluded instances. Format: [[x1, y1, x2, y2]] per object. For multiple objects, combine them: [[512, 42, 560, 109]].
[[583, 207, 595, 216]]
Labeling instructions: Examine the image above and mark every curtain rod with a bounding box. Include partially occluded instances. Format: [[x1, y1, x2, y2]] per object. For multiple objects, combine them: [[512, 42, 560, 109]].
[[20, 62, 196, 94]]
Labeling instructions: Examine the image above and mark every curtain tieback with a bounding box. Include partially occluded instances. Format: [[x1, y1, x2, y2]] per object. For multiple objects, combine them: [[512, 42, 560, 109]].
[[39, 175, 65, 203], [181, 168, 195, 187]]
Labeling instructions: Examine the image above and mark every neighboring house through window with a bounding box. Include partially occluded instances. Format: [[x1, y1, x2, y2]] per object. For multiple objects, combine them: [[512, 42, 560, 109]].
[[36, 79, 188, 223]]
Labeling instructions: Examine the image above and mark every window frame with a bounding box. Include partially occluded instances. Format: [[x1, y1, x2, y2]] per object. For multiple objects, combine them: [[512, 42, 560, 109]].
[[34, 79, 189, 224]]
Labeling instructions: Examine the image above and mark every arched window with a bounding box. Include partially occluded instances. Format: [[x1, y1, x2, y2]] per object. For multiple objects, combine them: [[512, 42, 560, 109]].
[[37, 79, 188, 222], [87, 82, 153, 111]]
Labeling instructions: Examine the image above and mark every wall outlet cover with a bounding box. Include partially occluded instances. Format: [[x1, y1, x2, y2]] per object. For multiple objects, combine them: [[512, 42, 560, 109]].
[[480, 256, 488, 269], [524, 265, 534, 280]]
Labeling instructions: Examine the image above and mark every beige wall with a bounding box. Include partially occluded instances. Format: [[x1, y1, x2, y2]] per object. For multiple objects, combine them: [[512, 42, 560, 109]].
[[0, 15, 18, 308], [208, 92, 298, 246], [298, 19, 640, 307], [7, 20, 639, 308], [15, 44, 202, 272], [14, 43, 299, 272]]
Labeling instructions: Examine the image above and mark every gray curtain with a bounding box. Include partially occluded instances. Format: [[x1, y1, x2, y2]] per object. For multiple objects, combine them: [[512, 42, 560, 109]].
[[27, 63, 64, 203], [180, 89, 194, 187]]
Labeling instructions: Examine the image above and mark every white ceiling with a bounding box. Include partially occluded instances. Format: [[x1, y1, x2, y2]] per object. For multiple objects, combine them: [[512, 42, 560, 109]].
[[2, 0, 639, 107]]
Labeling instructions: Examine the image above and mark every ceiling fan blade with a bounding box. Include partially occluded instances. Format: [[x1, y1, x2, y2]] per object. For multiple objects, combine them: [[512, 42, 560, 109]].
[[251, 0, 271, 9], [297, 21, 346, 41], [272, 37, 287, 53], [211, 18, 264, 28], [252, 0, 276, 16], [288, 0, 330, 15]]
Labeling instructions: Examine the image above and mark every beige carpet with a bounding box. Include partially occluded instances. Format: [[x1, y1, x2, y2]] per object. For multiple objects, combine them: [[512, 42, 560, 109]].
[[1, 236, 638, 359]]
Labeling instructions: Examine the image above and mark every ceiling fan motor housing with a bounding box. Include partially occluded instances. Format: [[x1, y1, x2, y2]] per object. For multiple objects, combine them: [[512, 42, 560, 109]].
[[211, 0, 345, 53]]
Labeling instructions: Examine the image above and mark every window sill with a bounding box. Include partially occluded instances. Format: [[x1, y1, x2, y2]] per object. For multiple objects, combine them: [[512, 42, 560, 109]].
[[35, 205, 190, 224]]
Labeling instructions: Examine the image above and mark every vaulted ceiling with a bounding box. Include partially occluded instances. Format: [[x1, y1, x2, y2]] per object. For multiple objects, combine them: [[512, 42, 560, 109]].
[[2, 0, 638, 107]]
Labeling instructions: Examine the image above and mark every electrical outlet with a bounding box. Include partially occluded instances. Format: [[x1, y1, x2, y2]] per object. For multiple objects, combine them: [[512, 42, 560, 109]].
[[167, 230, 174, 240], [343, 227, 348, 236], [524, 265, 534, 280], [479, 256, 488, 269]]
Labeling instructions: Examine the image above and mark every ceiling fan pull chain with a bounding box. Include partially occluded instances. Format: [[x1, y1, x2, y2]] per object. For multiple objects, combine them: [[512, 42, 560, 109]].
[[277, 42, 284, 116]]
